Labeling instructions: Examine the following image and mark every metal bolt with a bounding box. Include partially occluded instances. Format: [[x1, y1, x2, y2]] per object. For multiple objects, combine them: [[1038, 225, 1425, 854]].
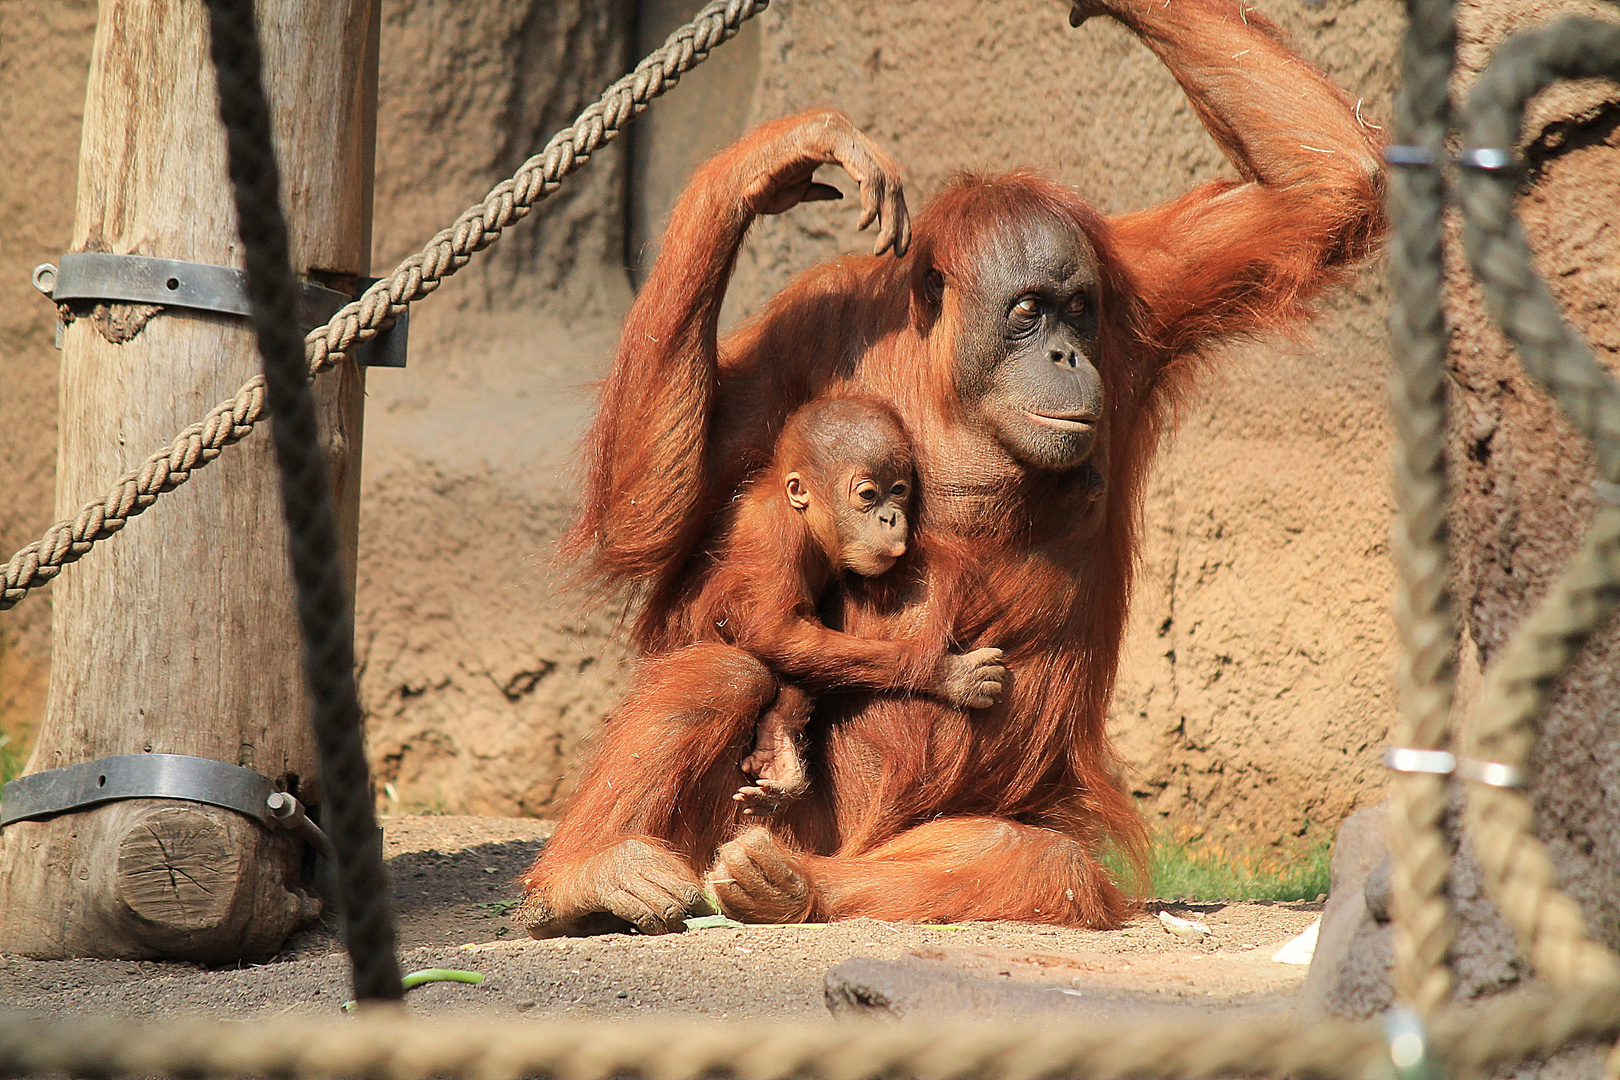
[[31, 264, 57, 296]]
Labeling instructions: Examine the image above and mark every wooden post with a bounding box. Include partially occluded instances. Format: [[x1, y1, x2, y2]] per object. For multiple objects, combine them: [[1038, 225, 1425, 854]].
[[0, 0, 378, 961]]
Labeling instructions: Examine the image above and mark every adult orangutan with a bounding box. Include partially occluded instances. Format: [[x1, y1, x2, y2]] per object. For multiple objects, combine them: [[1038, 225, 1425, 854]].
[[519, 0, 1383, 935]]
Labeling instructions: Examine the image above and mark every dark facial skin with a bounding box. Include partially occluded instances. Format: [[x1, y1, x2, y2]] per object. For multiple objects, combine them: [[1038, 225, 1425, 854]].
[[786, 455, 913, 577], [948, 216, 1105, 473]]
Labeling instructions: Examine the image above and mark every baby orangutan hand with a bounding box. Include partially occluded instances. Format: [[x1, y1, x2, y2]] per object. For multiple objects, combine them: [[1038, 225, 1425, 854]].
[[934, 647, 1008, 710]]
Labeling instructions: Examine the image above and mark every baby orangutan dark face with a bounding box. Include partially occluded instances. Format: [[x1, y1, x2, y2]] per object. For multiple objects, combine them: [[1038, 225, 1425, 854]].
[[781, 402, 915, 578]]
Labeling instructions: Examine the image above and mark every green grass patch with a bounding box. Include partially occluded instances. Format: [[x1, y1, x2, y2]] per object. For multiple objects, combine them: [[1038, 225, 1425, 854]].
[[1106, 829, 1332, 903], [0, 730, 20, 787]]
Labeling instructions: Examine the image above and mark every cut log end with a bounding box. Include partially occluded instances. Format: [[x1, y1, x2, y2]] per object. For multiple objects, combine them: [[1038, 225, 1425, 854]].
[[114, 804, 242, 931], [0, 800, 318, 962]]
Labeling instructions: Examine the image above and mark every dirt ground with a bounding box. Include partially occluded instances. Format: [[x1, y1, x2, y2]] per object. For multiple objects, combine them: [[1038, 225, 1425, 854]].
[[0, 815, 1322, 1024]]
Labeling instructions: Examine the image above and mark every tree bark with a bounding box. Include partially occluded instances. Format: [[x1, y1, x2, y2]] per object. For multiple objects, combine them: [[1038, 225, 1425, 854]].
[[0, 0, 377, 961]]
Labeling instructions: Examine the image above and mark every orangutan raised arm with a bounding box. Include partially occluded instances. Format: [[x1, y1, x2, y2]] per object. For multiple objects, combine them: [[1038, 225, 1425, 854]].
[[1075, 0, 1385, 360], [566, 111, 910, 591]]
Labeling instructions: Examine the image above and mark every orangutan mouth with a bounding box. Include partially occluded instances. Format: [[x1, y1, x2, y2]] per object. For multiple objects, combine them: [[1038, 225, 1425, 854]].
[[1025, 411, 1097, 433]]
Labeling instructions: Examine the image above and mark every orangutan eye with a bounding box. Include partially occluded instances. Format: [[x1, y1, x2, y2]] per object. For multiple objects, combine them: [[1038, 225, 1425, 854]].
[[891, 481, 908, 499], [855, 482, 879, 504], [1008, 295, 1042, 335]]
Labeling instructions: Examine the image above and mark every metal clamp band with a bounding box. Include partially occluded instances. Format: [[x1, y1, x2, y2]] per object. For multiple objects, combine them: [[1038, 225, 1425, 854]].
[[0, 753, 274, 827], [1594, 479, 1620, 506], [32, 252, 406, 368], [1384, 747, 1526, 788], [1385, 747, 1456, 775], [1384, 145, 1439, 168], [1455, 759, 1526, 788], [1458, 147, 1521, 173]]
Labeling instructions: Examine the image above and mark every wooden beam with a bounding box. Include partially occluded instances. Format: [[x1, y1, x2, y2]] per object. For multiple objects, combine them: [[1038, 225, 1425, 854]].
[[0, 0, 378, 961]]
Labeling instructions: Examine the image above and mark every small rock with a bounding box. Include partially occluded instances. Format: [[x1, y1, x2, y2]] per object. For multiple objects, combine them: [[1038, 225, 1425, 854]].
[[1156, 911, 1212, 940], [1272, 918, 1320, 965]]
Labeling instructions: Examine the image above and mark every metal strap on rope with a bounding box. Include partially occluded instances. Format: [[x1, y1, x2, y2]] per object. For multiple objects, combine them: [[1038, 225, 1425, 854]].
[[1593, 479, 1620, 506], [1457, 147, 1521, 173], [1385, 747, 1526, 788], [1383, 145, 1521, 175], [1385, 145, 1440, 168], [0, 752, 333, 852], [32, 253, 407, 367]]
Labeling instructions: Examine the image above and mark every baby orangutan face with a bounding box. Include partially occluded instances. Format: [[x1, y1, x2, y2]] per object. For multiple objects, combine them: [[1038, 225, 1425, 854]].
[[785, 448, 913, 577]]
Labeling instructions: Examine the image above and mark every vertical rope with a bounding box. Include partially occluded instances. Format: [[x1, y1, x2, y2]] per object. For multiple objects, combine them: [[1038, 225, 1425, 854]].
[[201, 0, 403, 1002], [1386, 0, 1458, 1019]]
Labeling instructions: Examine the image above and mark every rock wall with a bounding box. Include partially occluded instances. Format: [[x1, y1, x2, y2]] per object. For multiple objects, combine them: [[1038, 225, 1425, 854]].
[[0, 0, 1408, 843], [355, 0, 636, 816]]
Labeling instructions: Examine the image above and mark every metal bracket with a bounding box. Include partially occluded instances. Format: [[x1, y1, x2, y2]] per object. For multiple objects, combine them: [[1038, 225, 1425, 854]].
[[0, 753, 339, 857], [268, 790, 336, 859], [0, 752, 337, 856], [0, 753, 274, 827], [32, 252, 407, 368]]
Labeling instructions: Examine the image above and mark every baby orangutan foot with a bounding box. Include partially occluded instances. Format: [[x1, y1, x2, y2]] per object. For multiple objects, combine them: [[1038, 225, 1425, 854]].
[[707, 826, 818, 924], [733, 779, 801, 817], [736, 711, 810, 816]]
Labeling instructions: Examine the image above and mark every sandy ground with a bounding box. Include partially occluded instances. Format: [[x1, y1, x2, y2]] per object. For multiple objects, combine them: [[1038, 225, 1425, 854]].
[[0, 816, 1322, 1023]]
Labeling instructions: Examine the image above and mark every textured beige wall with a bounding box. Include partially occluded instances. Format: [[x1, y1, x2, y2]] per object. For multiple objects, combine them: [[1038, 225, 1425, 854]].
[[0, 0, 97, 759], [354, 0, 636, 816], [1, 0, 1405, 844]]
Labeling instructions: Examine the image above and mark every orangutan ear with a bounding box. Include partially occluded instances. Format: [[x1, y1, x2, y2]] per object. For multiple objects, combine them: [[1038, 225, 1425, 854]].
[[785, 473, 811, 511], [911, 265, 945, 333]]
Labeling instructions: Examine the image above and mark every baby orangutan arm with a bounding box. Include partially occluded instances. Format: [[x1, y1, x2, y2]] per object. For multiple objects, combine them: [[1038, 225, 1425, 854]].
[[737, 613, 1006, 710]]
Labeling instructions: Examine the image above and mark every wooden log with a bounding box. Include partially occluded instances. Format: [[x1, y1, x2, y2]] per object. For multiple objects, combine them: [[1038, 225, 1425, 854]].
[[0, 0, 378, 961]]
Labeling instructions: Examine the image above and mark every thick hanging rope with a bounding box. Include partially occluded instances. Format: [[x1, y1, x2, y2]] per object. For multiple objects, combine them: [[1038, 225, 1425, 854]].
[[0, 0, 768, 611], [202, 0, 402, 1003], [1385, 0, 1459, 1021]]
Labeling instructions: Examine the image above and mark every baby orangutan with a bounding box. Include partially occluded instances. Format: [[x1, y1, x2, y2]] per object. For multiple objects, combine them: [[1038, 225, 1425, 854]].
[[683, 398, 1008, 815]]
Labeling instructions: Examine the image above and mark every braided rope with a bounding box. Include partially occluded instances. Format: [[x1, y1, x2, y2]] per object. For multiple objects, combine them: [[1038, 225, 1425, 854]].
[[0, 0, 768, 612], [3, 983, 1620, 1080], [1463, 511, 1620, 989], [1386, 0, 1458, 1019], [1451, 16, 1620, 995]]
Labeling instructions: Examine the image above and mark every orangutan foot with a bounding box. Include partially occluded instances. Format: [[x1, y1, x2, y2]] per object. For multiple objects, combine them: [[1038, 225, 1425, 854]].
[[707, 825, 818, 924], [519, 837, 707, 937]]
